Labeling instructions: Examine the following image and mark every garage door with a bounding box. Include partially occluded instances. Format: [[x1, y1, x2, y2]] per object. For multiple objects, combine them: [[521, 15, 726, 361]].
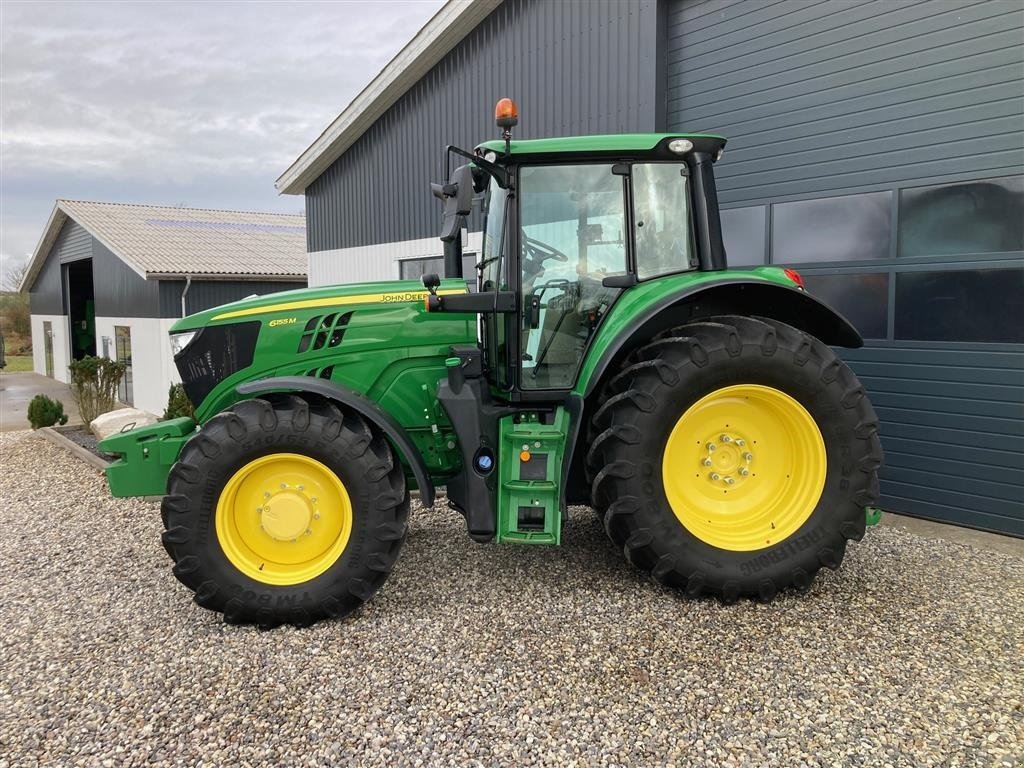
[[667, 0, 1024, 535]]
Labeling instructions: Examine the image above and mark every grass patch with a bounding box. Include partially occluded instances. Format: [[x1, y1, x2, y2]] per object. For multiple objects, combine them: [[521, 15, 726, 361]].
[[2, 355, 33, 373]]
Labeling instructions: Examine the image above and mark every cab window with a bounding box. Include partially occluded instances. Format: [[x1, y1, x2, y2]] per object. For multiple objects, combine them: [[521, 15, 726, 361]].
[[632, 163, 696, 279], [518, 164, 627, 389]]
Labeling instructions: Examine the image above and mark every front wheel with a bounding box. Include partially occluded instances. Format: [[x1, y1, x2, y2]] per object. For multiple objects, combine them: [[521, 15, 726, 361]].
[[587, 316, 882, 602], [161, 394, 409, 627]]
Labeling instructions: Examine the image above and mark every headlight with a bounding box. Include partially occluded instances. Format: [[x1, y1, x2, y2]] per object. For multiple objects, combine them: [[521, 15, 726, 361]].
[[170, 330, 199, 357]]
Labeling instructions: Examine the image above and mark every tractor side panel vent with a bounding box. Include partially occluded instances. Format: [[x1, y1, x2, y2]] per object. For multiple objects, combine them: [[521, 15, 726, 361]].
[[297, 312, 353, 354]]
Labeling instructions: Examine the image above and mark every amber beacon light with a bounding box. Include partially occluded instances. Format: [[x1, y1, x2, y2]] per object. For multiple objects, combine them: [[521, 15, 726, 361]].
[[494, 97, 519, 129]]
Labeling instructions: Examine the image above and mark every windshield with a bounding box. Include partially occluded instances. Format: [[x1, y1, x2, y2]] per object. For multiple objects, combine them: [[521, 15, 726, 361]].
[[480, 177, 508, 291]]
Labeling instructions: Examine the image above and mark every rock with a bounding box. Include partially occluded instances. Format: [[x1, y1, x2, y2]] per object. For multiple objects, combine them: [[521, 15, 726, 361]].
[[89, 408, 159, 440]]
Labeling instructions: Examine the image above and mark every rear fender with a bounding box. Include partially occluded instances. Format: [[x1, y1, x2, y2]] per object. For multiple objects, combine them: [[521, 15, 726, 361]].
[[236, 376, 435, 507], [578, 279, 863, 398]]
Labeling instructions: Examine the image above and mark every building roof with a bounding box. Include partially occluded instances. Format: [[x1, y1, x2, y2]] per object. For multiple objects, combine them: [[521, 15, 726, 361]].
[[275, 0, 502, 196], [21, 200, 307, 292]]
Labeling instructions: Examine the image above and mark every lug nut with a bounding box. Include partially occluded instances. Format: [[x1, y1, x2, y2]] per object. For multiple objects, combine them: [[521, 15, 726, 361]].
[[724, 476, 735, 485], [710, 473, 721, 481], [306, 529, 312, 536], [706, 443, 716, 452], [313, 513, 320, 520], [744, 453, 753, 461], [720, 434, 731, 443], [264, 492, 271, 499], [297, 485, 304, 491], [703, 458, 713, 467], [739, 468, 749, 477], [280, 483, 287, 489], [735, 439, 745, 446]]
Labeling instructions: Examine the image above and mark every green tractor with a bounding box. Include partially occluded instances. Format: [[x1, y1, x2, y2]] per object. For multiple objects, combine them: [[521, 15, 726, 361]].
[[100, 100, 882, 627]]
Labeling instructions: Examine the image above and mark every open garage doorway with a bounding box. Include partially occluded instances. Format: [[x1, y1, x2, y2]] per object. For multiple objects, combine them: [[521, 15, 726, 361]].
[[64, 259, 95, 360]]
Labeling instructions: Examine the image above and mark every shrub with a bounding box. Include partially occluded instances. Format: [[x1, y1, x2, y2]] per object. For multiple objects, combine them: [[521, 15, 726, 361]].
[[69, 356, 126, 424], [27, 394, 68, 429], [163, 383, 195, 420]]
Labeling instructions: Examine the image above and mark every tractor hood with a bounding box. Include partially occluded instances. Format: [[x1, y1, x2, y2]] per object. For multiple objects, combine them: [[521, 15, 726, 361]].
[[171, 279, 468, 333]]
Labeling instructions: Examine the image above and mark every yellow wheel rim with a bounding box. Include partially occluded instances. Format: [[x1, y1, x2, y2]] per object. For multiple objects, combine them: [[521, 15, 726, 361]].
[[662, 384, 826, 552], [215, 453, 352, 586]]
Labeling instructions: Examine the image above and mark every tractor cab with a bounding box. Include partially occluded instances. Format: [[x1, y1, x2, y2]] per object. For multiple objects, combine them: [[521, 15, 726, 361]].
[[425, 100, 729, 398]]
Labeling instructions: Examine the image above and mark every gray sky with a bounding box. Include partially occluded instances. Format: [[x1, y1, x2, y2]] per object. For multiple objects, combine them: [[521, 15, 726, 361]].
[[0, 0, 445, 279]]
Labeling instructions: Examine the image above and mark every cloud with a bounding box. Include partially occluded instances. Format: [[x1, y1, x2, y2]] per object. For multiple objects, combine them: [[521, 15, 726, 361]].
[[0, 0, 445, 271]]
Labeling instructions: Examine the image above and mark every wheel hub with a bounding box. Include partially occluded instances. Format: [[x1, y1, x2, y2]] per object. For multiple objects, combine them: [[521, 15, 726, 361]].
[[260, 490, 314, 541], [703, 432, 753, 487]]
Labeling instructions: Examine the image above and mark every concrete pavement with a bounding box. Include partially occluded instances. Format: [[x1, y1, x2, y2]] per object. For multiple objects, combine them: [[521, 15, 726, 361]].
[[0, 371, 81, 430]]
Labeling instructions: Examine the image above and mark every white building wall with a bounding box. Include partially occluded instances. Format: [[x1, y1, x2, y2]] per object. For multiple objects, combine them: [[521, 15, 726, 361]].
[[30, 314, 71, 383], [308, 231, 482, 287], [94, 316, 180, 416]]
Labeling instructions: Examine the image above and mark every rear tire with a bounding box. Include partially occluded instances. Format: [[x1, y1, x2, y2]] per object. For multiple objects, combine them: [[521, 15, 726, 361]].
[[587, 316, 882, 602], [161, 393, 409, 628]]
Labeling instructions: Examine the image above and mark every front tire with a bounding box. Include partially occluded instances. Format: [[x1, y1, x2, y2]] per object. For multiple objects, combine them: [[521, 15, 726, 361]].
[[587, 316, 882, 602], [161, 394, 409, 627]]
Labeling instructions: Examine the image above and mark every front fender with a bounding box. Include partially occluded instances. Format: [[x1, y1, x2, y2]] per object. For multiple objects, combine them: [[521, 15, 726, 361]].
[[574, 271, 863, 398], [236, 376, 435, 507]]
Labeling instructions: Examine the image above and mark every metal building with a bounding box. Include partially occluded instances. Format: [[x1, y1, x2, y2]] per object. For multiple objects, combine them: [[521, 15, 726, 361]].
[[21, 200, 307, 415], [276, 0, 1023, 536]]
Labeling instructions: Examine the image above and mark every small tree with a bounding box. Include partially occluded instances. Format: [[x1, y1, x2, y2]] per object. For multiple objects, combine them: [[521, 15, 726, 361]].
[[69, 356, 126, 424], [162, 383, 195, 420], [27, 394, 68, 429]]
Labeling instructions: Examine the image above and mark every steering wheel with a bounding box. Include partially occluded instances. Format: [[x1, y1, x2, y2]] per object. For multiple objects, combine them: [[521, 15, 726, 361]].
[[522, 233, 569, 263], [522, 232, 570, 284]]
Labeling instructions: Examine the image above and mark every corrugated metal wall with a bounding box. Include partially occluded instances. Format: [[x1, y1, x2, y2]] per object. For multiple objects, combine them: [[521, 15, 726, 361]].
[[667, 0, 1024, 535], [668, 0, 1023, 205], [305, 0, 661, 253], [157, 279, 307, 318], [92, 240, 161, 318]]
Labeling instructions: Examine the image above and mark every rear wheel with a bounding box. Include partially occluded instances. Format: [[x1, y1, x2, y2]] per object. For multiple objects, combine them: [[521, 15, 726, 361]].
[[161, 394, 409, 627], [587, 316, 882, 602]]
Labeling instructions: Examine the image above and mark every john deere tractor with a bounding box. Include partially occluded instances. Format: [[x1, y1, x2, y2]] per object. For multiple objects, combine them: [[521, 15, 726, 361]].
[[100, 99, 882, 627]]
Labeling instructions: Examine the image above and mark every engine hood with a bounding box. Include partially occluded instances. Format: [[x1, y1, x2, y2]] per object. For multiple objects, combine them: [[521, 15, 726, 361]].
[[170, 279, 468, 333]]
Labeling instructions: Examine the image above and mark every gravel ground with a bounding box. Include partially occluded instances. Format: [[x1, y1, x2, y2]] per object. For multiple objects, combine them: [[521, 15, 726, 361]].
[[1, 430, 1022, 767]]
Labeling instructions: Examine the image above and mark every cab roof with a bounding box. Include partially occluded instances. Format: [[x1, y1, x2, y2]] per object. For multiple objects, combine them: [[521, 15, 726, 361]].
[[475, 133, 727, 162]]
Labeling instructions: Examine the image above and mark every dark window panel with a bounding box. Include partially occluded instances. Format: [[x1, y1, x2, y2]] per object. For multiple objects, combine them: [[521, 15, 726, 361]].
[[802, 273, 889, 340], [772, 191, 892, 264], [895, 268, 1024, 343], [399, 254, 477, 291], [720, 206, 766, 266], [899, 176, 1024, 258], [398, 257, 444, 280]]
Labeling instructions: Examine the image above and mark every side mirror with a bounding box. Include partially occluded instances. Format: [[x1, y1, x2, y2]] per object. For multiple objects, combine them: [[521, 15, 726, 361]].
[[433, 163, 475, 243]]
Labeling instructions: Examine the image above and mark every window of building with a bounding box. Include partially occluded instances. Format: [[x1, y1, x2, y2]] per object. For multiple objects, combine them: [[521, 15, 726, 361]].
[[894, 268, 1024, 343], [801, 272, 889, 340], [114, 325, 133, 406], [899, 176, 1024, 258], [398, 254, 477, 290], [772, 191, 892, 264], [721, 206, 766, 267]]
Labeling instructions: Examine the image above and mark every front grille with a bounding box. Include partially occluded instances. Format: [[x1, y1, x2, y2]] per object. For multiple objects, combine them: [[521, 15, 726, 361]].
[[175, 321, 261, 407]]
